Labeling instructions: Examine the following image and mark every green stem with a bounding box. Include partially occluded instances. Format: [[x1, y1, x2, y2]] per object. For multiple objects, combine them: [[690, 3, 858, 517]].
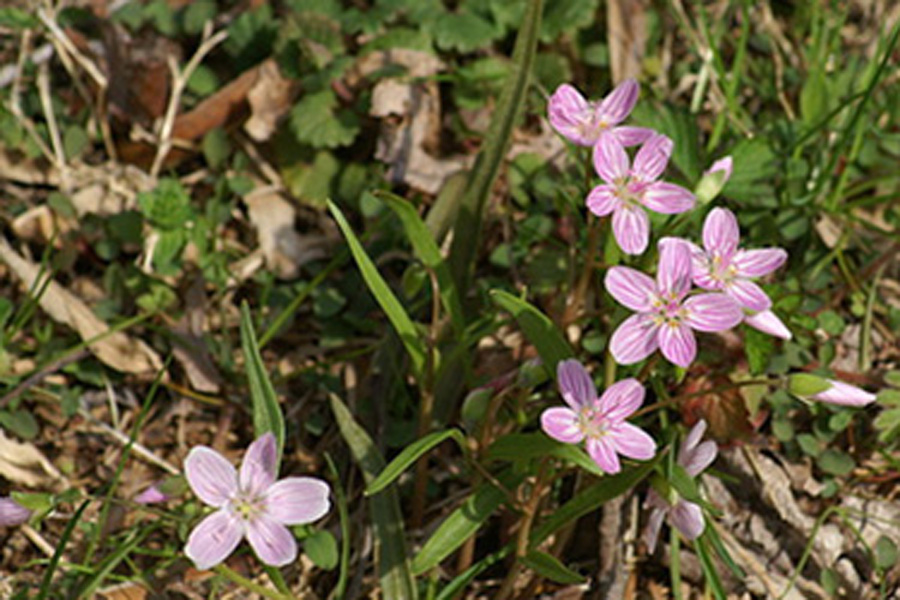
[[325, 453, 351, 600]]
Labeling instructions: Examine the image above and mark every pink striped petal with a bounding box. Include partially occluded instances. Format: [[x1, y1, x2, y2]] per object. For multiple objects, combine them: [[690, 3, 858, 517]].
[[596, 78, 639, 124], [658, 322, 697, 368], [0, 497, 30, 526], [586, 436, 621, 474], [185, 509, 244, 570], [597, 378, 645, 422], [670, 500, 705, 540], [611, 422, 657, 460], [683, 294, 743, 332], [702, 208, 740, 257], [185, 447, 237, 508], [811, 380, 877, 407], [245, 516, 298, 567], [732, 248, 787, 278], [548, 84, 593, 146], [605, 267, 657, 312], [541, 407, 585, 444], [641, 182, 696, 214], [656, 238, 692, 299], [726, 279, 772, 312], [613, 126, 655, 146], [705, 156, 733, 181], [586, 185, 621, 217], [240, 433, 278, 497], [557, 359, 597, 409], [593, 134, 630, 183], [612, 205, 650, 255], [744, 310, 792, 340], [632, 134, 673, 181], [680, 419, 707, 454], [265, 477, 331, 525], [682, 440, 717, 477], [643, 504, 666, 553], [610, 313, 660, 365]]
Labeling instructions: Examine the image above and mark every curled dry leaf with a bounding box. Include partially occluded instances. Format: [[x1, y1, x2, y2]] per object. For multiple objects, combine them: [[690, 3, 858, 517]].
[[0, 429, 66, 490], [0, 236, 163, 375], [245, 60, 295, 142]]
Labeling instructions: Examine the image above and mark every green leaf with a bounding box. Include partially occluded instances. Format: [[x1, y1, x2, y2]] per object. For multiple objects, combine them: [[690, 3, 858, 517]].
[[181, 0, 217, 35], [63, 125, 89, 159], [433, 11, 499, 52], [744, 325, 774, 375], [328, 200, 427, 379], [695, 536, 728, 600], [490, 290, 573, 378], [377, 191, 466, 337], [290, 91, 360, 148], [202, 128, 231, 170], [187, 64, 220, 96], [817, 449, 854, 476], [521, 550, 585, 584], [669, 464, 702, 504], [0, 8, 39, 28], [413, 472, 523, 574], [367, 429, 466, 495], [789, 373, 831, 397], [305, 529, 339, 570], [448, 0, 542, 292], [240, 302, 286, 464], [800, 68, 828, 125], [137, 178, 193, 231], [330, 394, 417, 600], [0, 409, 38, 440], [487, 433, 606, 477], [539, 0, 597, 41], [875, 535, 897, 570]]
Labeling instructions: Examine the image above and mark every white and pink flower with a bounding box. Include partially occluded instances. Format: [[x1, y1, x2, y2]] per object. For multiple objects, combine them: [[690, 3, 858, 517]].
[[548, 80, 653, 148]]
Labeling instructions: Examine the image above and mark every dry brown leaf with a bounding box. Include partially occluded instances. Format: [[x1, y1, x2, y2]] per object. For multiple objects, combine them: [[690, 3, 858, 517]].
[[97, 583, 148, 600], [245, 60, 295, 142], [0, 148, 59, 186], [244, 188, 326, 280], [607, 0, 648, 83], [0, 236, 163, 375], [0, 429, 66, 490]]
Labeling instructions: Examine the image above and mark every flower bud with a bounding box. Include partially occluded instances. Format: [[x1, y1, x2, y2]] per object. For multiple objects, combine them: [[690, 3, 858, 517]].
[[695, 156, 733, 204]]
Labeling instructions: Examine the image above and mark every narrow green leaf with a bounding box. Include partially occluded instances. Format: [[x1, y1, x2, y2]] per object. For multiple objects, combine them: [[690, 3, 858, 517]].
[[487, 432, 605, 477], [669, 465, 702, 504], [435, 548, 510, 600], [696, 536, 728, 600], [240, 302, 285, 463], [37, 500, 90, 600], [367, 429, 467, 496], [376, 191, 466, 337], [788, 373, 831, 396], [330, 394, 417, 600], [328, 200, 426, 379], [448, 0, 543, 292], [521, 550, 585, 585], [490, 290, 573, 377], [412, 472, 523, 575]]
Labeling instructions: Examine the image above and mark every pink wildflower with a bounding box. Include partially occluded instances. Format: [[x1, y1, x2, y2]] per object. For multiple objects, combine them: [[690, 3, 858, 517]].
[[548, 80, 653, 147], [587, 134, 696, 255], [184, 433, 331, 570], [135, 484, 168, 505], [643, 420, 717, 552], [0, 497, 30, 527], [606, 239, 743, 367], [809, 379, 876, 407], [541, 359, 656, 475]]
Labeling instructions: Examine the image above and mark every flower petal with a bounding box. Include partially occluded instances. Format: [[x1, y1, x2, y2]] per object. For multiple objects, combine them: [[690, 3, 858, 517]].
[[612, 205, 650, 255], [557, 359, 597, 409], [548, 84, 593, 146], [185, 446, 237, 508], [811, 379, 877, 407], [265, 477, 331, 525], [705, 156, 733, 181], [586, 184, 621, 217], [658, 322, 697, 368], [0, 497, 30, 526], [643, 504, 667, 553], [592, 134, 630, 183], [632, 134, 673, 181], [240, 433, 278, 497], [669, 500, 705, 541], [727, 279, 772, 312], [610, 422, 657, 460], [586, 436, 621, 474], [732, 248, 788, 278], [641, 182, 696, 214], [683, 294, 743, 332], [597, 79, 639, 124], [605, 267, 657, 312], [682, 440, 717, 477], [744, 310, 792, 340], [246, 516, 298, 567], [702, 208, 740, 257], [610, 313, 660, 365], [613, 125, 655, 147], [656, 238, 693, 299], [680, 419, 707, 455], [541, 407, 585, 443], [185, 510, 244, 571], [597, 378, 645, 422]]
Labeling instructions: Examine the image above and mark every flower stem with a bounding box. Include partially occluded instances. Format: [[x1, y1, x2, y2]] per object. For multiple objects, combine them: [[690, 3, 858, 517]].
[[214, 564, 295, 600]]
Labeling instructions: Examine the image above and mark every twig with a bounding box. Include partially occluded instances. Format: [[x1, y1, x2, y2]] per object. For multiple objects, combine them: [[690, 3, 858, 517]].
[[79, 408, 180, 475], [8, 30, 55, 163], [37, 62, 70, 191], [150, 24, 228, 177], [0, 349, 89, 410], [37, 9, 107, 89]]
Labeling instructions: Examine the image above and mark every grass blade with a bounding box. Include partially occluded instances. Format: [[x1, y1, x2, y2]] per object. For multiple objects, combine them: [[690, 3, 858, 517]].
[[490, 290, 573, 377], [240, 301, 286, 463], [330, 393, 418, 600], [37, 499, 90, 600], [447, 0, 543, 292], [367, 429, 466, 496], [328, 199, 427, 379]]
